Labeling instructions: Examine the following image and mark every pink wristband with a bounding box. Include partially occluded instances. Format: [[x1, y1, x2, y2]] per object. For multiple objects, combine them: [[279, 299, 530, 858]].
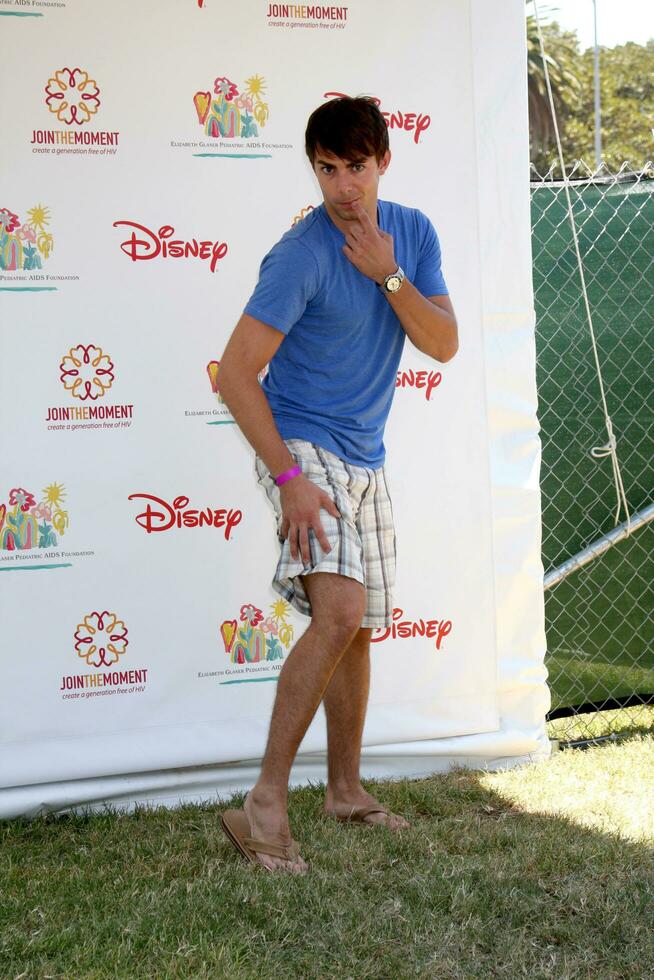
[[275, 464, 302, 487]]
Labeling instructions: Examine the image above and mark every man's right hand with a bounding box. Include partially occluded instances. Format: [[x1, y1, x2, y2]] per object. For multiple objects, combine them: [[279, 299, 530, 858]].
[[279, 474, 341, 564]]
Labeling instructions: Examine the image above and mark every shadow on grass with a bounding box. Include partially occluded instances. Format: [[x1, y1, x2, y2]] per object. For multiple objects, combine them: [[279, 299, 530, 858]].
[[2, 760, 653, 979]]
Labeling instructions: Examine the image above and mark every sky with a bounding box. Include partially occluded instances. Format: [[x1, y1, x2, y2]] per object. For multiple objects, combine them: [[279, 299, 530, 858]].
[[527, 0, 653, 50]]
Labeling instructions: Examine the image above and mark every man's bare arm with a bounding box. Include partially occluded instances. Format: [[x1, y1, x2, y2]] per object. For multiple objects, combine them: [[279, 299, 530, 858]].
[[341, 201, 458, 362], [216, 313, 296, 478], [384, 289, 458, 362], [217, 314, 340, 562]]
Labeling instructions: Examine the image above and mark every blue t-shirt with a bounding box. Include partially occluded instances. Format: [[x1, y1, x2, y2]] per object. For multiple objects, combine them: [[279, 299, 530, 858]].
[[244, 200, 448, 468]]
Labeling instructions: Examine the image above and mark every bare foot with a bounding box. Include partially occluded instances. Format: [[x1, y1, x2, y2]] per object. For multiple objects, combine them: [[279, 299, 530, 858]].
[[324, 786, 410, 830], [243, 788, 308, 874]]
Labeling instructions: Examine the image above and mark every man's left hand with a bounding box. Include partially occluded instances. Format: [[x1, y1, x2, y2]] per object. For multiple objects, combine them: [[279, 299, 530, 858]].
[[342, 203, 397, 285]]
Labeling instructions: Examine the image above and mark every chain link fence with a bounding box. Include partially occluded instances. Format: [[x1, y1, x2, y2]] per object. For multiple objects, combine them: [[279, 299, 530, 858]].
[[530, 160, 654, 745]]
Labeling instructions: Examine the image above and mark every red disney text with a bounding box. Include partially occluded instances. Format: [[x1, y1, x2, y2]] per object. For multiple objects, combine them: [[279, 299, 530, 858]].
[[396, 368, 442, 401], [113, 221, 228, 274], [128, 493, 242, 540], [371, 607, 452, 650]]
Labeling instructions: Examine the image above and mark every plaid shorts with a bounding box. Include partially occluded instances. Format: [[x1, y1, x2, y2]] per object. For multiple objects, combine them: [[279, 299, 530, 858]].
[[255, 439, 396, 629]]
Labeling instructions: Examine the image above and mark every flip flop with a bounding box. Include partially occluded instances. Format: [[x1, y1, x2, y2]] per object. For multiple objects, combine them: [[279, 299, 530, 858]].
[[220, 809, 303, 869], [332, 804, 393, 824]]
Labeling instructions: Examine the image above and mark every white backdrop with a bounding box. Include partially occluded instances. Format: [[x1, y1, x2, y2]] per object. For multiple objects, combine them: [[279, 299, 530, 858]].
[[0, 0, 550, 819]]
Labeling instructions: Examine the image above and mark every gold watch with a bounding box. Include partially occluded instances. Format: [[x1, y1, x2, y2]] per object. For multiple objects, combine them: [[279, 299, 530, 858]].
[[380, 266, 405, 293]]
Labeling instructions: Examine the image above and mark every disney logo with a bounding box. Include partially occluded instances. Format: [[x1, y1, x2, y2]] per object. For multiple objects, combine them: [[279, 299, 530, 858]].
[[324, 92, 431, 144], [113, 221, 228, 273], [128, 493, 242, 540], [396, 368, 442, 401], [371, 607, 452, 650]]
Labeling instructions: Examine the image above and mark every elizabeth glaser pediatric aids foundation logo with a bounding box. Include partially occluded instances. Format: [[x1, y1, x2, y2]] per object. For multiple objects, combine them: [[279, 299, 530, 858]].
[[1, 0, 69, 14], [0, 483, 68, 552], [0, 482, 95, 569], [194, 72, 269, 139], [222, 600, 294, 665], [0, 204, 53, 272], [172, 70, 292, 155], [199, 599, 297, 685], [31, 67, 120, 156], [0, 202, 82, 288], [60, 611, 149, 700]]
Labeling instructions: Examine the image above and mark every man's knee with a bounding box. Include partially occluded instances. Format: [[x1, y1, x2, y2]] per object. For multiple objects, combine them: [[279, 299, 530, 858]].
[[304, 573, 366, 648]]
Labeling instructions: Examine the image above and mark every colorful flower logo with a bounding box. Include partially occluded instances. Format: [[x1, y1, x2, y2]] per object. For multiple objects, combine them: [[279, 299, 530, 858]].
[[74, 611, 128, 668], [9, 488, 36, 513], [220, 598, 294, 665], [0, 209, 20, 234], [240, 603, 264, 627], [1, 482, 68, 551], [214, 76, 239, 102], [0, 204, 53, 272], [45, 68, 101, 126], [194, 71, 269, 140], [59, 344, 115, 401]]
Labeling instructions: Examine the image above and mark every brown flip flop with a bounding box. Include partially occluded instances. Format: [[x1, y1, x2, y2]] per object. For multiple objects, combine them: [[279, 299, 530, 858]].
[[221, 809, 303, 869], [333, 804, 392, 824]]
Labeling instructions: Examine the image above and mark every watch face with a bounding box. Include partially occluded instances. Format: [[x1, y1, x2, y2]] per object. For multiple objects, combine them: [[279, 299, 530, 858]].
[[386, 276, 401, 292]]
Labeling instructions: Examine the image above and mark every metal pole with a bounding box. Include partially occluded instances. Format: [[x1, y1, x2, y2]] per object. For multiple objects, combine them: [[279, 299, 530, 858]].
[[593, 0, 602, 168]]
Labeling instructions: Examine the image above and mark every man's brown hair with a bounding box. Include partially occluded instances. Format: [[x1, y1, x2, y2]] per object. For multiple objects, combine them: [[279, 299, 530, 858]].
[[305, 96, 389, 165]]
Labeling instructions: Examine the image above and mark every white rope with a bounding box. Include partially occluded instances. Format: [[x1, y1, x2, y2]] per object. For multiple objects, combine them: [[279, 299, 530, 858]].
[[532, 1, 631, 531]]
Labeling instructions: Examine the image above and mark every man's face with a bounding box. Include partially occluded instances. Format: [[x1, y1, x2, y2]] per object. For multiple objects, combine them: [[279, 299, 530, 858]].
[[311, 147, 391, 225]]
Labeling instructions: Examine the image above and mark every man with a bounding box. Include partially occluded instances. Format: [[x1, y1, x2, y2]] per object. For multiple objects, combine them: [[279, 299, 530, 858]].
[[217, 96, 458, 874]]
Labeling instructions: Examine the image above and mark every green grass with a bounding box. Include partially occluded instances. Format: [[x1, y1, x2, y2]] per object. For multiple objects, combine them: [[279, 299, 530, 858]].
[[548, 704, 654, 742], [2, 736, 653, 979], [547, 650, 654, 708], [532, 178, 654, 713]]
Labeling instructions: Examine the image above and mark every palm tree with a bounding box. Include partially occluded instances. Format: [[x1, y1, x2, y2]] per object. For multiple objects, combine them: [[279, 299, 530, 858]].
[[525, 2, 582, 162]]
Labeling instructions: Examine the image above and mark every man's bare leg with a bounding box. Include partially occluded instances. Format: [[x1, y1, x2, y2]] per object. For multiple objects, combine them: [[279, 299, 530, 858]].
[[321, 627, 410, 830], [244, 573, 365, 872]]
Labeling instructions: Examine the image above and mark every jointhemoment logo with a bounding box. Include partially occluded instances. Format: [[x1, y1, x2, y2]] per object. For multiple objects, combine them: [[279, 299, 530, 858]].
[[59, 344, 114, 401], [75, 610, 128, 667], [60, 610, 149, 700], [45, 67, 100, 126], [267, 4, 348, 29], [291, 205, 314, 226], [31, 67, 120, 155], [45, 344, 134, 431]]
